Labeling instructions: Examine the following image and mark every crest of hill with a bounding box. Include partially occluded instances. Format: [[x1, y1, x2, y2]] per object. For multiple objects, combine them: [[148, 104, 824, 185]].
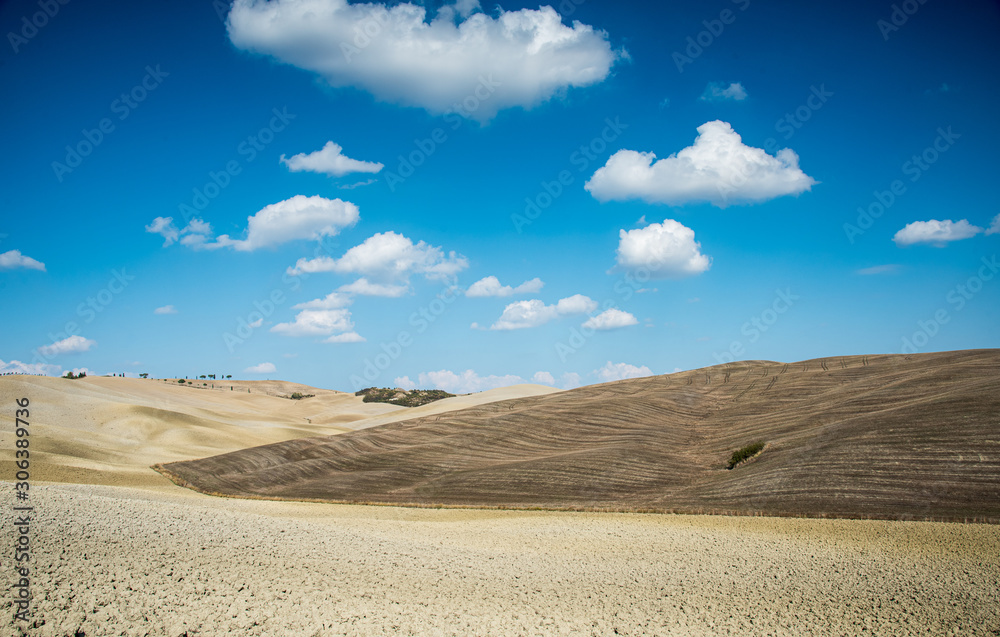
[[159, 350, 1000, 522], [0, 375, 558, 488]]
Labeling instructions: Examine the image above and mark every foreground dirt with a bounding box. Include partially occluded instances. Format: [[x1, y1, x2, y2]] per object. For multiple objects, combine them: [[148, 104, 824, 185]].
[[3, 482, 998, 637]]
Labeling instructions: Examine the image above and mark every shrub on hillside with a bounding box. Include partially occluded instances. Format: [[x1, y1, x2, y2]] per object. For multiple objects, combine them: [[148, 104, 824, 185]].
[[727, 441, 765, 469], [355, 387, 455, 407]]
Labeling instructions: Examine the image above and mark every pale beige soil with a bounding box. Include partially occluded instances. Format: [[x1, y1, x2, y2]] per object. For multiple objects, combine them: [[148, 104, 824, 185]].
[[3, 482, 998, 637]]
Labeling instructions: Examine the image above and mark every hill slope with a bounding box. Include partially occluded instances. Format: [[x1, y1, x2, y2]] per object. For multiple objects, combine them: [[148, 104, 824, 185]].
[[0, 376, 557, 487], [160, 350, 1000, 521]]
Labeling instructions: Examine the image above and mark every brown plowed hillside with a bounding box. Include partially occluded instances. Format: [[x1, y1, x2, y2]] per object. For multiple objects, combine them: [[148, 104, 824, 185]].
[[159, 350, 1000, 521]]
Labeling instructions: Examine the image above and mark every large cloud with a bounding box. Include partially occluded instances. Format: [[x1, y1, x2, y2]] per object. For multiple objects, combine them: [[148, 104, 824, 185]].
[[0, 249, 46, 271], [280, 141, 383, 177], [38, 335, 95, 357], [893, 219, 983, 247], [614, 220, 711, 278], [287, 231, 467, 285], [465, 275, 544, 297], [585, 120, 816, 207], [489, 294, 597, 330], [226, 0, 624, 122]]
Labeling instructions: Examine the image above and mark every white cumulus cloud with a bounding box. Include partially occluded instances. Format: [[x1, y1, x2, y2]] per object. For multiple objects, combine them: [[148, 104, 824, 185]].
[[531, 371, 555, 386], [274, 294, 363, 343], [582, 308, 638, 330], [145, 217, 179, 247], [271, 308, 355, 338], [324, 331, 365, 343], [490, 294, 597, 330], [339, 277, 409, 297], [280, 141, 383, 177], [226, 0, 624, 123], [0, 359, 61, 375], [893, 219, 983, 247], [585, 120, 816, 207], [395, 369, 525, 394], [985, 213, 999, 236], [292, 292, 353, 310], [700, 81, 747, 101], [287, 231, 467, 286], [205, 195, 359, 251], [614, 219, 711, 278], [145, 217, 212, 248], [593, 361, 653, 383], [38, 335, 95, 357], [0, 249, 46, 271], [245, 362, 276, 374], [560, 372, 582, 389], [466, 275, 544, 297]]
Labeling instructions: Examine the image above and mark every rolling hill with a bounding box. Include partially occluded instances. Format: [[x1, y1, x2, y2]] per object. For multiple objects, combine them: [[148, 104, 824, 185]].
[[0, 375, 557, 487], [159, 350, 1000, 522]]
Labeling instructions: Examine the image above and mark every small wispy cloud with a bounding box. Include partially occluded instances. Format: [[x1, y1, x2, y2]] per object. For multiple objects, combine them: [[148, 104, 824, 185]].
[[244, 362, 276, 374], [700, 81, 747, 102], [339, 179, 379, 190], [856, 264, 900, 275], [38, 335, 95, 357], [0, 249, 46, 271], [281, 141, 383, 178], [893, 219, 982, 247]]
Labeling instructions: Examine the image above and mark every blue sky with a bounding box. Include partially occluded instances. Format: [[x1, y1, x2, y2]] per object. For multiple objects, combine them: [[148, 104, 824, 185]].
[[1, 0, 998, 393]]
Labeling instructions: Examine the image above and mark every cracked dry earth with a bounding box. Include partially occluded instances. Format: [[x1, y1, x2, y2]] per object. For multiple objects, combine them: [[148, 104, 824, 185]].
[[3, 483, 998, 636]]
